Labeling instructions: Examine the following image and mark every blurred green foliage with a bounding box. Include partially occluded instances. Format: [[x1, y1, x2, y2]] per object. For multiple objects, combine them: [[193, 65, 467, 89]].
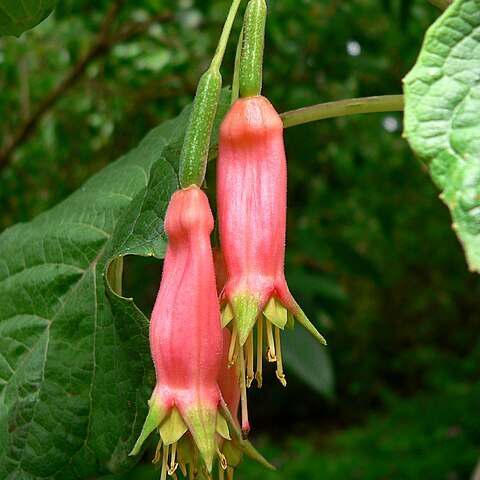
[[1, 0, 480, 477]]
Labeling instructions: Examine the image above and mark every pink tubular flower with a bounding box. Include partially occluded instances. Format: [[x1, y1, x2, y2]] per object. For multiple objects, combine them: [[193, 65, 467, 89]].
[[217, 96, 327, 432], [130, 186, 233, 478]]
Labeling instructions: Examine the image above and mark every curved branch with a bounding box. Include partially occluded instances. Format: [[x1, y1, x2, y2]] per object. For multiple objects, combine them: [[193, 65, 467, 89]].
[[0, 5, 172, 174], [280, 95, 404, 128]]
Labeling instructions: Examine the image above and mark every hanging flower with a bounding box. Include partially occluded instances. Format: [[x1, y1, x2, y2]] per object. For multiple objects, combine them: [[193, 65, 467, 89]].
[[130, 186, 233, 479], [217, 95, 327, 432]]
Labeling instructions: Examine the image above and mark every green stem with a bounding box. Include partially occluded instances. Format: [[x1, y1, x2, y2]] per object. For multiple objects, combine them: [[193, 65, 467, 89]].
[[231, 27, 244, 104], [280, 95, 404, 128], [211, 0, 244, 71], [179, 0, 244, 188]]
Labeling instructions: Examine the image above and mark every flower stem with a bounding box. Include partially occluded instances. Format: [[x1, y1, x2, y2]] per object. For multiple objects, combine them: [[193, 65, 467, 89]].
[[179, 0, 243, 188], [231, 27, 243, 104], [280, 94, 404, 128], [211, 0, 244, 71]]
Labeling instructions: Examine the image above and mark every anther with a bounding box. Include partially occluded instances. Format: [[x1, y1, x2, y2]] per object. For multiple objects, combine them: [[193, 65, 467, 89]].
[[216, 443, 228, 470], [152, 439, 162, 464], [274, 326, 287, 386], [228, 326, 238, 366], [168, 442, 179, 475]]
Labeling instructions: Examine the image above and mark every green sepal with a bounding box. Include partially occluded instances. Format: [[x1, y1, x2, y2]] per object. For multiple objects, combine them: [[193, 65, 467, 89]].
[[222, 440, 244, 469], [219, 397, 245, 446], [216, 412, 231, 440], [293, 305, 327, 346], [129, 395, 166, 456], [221, 302, 234, 328], [243, 440, 276, 470], [222, 438, 274, 471], [182, 402, 217, 472], [263, 296, 288, 329], [286, 310, 295, 330], [159, 406, 189, 445], [231, 294, 261, 346]]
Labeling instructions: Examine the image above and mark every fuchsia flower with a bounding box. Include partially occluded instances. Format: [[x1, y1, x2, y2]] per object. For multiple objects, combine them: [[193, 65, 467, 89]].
[[217, 95, 327, 431], [130, 186, 234, 478]]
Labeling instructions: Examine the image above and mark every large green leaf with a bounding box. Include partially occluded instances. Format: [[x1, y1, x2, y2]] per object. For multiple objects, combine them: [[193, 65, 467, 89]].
[[403, 0, 480, 272], [0, 0, 59, 37], [0, 91, 230, 479], [282, 326, 335, 398]]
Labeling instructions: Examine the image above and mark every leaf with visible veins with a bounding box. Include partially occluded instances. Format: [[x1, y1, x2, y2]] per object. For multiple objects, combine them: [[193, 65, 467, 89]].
[[404, 0, 480, 272], [0, 90, 231, 479]]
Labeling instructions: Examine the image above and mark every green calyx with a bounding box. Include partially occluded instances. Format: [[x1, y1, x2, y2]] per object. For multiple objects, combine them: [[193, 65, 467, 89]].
[[159, 407, 189, 445], [179, 68, 222, 188], [240, 0, 267, 98], [223, 293, 327, 347], [263, 296, 288, 329], [182, 402, 218, 472], [230, 294, 262, 346], [290, 299, 328, 346], [179, 0, 245, 187], [129, 395, 166, 456]]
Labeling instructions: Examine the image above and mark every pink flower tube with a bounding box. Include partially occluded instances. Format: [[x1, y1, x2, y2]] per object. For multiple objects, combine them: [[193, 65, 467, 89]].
[[217, 96, 327, 431], [130, 186, 231, 478]]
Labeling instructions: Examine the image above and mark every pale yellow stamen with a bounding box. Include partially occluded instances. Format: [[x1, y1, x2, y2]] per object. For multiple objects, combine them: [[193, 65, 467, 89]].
[[245, 332, 254, 387], [227, 466, 235, 480], [237, 339, 250, 436], [216, 443, 228, 470], [168, 442, 179, 475], [265, 319, 276, 362], [274, 326, 287, 386], [219, 462, 226, 480], [161, 444, 169, 480], [255, 316, 263, 387], [228, 326, 238, 366], [152, 438, 162, 464], [178, 459, 187, 477]]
